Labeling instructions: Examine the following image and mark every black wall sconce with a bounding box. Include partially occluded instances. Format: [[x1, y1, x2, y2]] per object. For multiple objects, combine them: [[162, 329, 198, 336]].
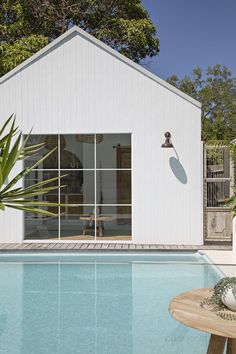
[[161, 132, 173, 148]]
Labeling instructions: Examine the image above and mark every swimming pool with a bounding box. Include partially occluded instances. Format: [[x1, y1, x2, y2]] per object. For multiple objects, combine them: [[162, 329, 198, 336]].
[[0, 252, 222, 354]]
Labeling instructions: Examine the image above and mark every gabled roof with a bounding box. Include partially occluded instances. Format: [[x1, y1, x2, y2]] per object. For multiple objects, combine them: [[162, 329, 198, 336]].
[[0, 26, 201, 108]]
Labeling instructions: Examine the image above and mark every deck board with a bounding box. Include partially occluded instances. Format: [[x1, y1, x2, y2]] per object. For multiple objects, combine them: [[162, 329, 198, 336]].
[[101, 243, 109, 249], [80, 243, 89, 249], [107, 244, 115, 249], [73, 243, 82, 249], [0, 242, 232, 252]]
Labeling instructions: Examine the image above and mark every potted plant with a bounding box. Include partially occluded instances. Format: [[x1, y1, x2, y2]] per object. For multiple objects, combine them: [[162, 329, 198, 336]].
[[214, 277, 236, 312], [202, 277, 236, 320]]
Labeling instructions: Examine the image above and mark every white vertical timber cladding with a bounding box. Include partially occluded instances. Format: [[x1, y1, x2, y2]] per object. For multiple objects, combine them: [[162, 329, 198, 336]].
[[0, 74, 23, 243], [0, 30, 202, 244]]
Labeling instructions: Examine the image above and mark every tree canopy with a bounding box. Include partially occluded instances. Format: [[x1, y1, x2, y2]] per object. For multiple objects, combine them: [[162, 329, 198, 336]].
[[0, 0, 159, 77], [167, 65, 236, 142]]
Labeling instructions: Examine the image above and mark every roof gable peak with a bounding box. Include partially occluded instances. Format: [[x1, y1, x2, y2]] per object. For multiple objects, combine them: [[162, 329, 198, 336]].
[[0, 25, 201, 108]]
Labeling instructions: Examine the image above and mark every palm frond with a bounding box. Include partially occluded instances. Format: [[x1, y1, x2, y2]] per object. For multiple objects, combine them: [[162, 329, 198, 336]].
[[5, 204, 58, 217], [0, 116, 67, 216]]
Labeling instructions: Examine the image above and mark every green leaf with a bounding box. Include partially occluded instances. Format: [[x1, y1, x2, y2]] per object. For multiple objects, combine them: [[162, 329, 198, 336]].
[[19, 174, 66, 194], [2, 185, 63, 199], [167, 65, 236, 142], [0, 166, 3, 187], [17, 129, 43, 159], [0, 116, 67, 217], [5, 204, 58, 216], [0, 146, 58, 194], [1, 116, 16, 169], [3, 200, 74, 207], [0, 114, 13, 137], [1, 133, 22, 184]]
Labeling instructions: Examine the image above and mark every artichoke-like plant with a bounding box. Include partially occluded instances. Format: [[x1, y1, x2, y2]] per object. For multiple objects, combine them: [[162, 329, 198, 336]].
[[0, 115, 64, 216]]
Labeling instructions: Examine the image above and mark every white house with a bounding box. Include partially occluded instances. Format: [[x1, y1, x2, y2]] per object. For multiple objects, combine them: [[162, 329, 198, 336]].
[[0, 26, 202, 245]]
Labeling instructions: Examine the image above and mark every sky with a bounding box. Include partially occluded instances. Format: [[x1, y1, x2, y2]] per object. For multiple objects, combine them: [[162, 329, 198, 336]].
[[141, 0, 236, 80]]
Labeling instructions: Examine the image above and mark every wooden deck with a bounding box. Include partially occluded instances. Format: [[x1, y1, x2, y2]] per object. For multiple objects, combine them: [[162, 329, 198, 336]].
[[0, 243, 232, 251]]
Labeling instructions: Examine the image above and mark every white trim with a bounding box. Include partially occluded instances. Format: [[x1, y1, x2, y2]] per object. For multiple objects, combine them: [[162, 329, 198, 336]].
[[200, 141, 204, 245], [24, 204, 132, 207], [131, 133, 133, 239], [29, 168, 132, 171], [23, 240, 133, 244], [58, 135, 61, 241], [0, 26, 201, 109], [94, 134, 97, 240]]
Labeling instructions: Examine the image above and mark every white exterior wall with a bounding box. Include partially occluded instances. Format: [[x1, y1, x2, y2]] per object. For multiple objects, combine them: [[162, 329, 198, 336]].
[[0, 30, 202, 244]]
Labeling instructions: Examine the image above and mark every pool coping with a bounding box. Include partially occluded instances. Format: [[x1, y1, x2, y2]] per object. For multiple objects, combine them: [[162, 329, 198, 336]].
[[199, 250, 236, 277], [0, 245, 233, 277]]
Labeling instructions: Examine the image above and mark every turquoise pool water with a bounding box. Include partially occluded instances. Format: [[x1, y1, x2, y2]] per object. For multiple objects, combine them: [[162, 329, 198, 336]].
[[0, 252, 221, 354]]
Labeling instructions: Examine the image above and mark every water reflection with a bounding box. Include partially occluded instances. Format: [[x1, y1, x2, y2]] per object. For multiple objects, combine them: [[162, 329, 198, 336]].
[[12, 260, 220, 354]]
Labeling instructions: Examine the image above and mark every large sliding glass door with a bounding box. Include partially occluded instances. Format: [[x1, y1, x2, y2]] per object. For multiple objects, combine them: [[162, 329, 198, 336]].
[[24, 134, 132, 241]]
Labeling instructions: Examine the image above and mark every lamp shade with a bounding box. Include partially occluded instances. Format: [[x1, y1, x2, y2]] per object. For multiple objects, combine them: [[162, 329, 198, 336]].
[[161, 132, 173, 148], [76, 134, 103, 144]]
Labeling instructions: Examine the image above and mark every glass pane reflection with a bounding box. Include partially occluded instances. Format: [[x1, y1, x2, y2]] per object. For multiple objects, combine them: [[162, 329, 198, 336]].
[[23, 134, 132, 241], [24, 213, 59, 240], [24, 135, 58, 169], [60, 171, 95, 204], [24, 171, 59, 240], [60, 206, 95, 240], [61, 135, 94, 169], [95, 206, 131, 240], [96, 170, 131, 204], [24, 170, 59, 206], [96, 134, 131, 169]]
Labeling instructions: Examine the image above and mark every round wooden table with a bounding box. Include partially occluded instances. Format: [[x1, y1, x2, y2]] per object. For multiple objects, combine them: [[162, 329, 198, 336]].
[[169, 288, 236, 354]]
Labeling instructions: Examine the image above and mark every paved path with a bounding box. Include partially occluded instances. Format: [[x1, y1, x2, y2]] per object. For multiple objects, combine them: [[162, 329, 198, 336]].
[[201, 250, 236, 276]]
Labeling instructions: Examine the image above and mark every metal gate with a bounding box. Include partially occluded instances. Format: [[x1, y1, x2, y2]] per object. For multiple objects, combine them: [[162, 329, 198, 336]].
[[203, 145, 235, 244]]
